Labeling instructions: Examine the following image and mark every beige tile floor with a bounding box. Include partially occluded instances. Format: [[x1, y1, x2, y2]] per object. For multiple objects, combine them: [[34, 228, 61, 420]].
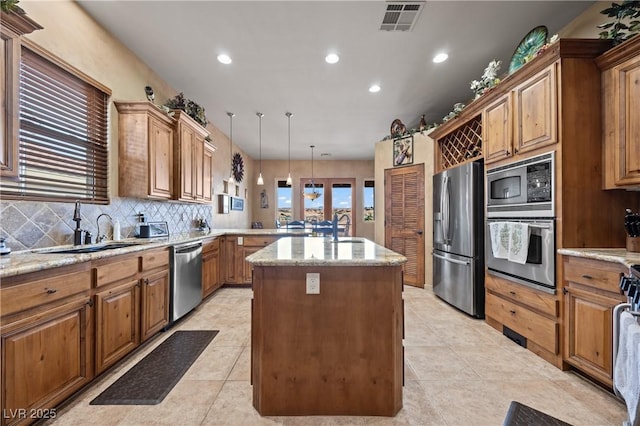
[[48, 285, 628, 426]]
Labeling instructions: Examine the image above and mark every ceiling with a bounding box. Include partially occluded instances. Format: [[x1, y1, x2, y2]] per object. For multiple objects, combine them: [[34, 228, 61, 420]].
[[77, 1, 595, 161]]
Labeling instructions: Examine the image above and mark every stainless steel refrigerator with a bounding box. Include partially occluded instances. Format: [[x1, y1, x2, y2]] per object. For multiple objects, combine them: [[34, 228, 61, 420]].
[[432, 160, 485, 318]]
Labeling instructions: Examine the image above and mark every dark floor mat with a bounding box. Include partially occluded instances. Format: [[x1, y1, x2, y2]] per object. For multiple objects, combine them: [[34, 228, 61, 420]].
[[90, 330, 218, 405]]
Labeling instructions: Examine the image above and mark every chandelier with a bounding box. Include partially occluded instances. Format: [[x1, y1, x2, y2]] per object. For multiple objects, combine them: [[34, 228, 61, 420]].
[[303, 145, 321, 200]]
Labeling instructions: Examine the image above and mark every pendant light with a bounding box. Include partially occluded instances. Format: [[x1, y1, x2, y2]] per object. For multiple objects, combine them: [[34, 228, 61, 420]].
[[303, 145, 321, 200], [285, 112, 293, 186], [256, 112, 264, 186], [227, 112, 235, 184]]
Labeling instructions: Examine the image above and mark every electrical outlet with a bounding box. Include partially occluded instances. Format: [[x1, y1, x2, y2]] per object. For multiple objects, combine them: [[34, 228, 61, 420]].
[[306, 273, 320, 294]]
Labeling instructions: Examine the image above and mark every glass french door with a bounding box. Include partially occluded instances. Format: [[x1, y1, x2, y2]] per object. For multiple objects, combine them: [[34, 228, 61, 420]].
[[299, 178, 355, 236]]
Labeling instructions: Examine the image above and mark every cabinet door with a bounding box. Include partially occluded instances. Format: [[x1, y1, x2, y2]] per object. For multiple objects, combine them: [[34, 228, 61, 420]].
[[202, 239, 220, 298], [194, 135, 205, 201], [1, 297, 93, 424], [202, 144, 214, 203], [0, 35, 19, 178], [613, 54, 640, 186], [95, 279, 140, 374], [140, 269, 170, 342], [242, 246, 262, 284], [223, 237, 239, 284], [148, 115, 173, 198], [483, 94, 513, 164], [514, 63, 558, 154], [564, 284, 621, 387], [178, 123, 196, 200]]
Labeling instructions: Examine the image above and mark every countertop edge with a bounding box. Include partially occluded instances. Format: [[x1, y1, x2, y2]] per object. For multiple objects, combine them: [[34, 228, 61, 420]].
[[558, 248, 640, 269]]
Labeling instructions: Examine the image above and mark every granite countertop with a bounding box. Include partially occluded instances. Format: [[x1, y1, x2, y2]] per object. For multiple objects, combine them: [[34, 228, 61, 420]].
[[558, 248, 640, 268], [0, 228, 311, 279], [245, 236, 407, 267]]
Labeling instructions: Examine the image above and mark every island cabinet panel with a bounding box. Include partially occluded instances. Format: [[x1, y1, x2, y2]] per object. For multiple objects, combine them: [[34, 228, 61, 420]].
[[598, 35, 640, 188], [0, 262, 92, 426], [252, 265, 403, 416], [562, 255, 627, 388]]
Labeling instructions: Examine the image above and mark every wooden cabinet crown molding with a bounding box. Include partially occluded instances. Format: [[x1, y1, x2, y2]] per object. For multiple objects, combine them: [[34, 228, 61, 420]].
[[0, 9, 43, 37], [114, 100, 175, 126], [596, 34, 640, 70]]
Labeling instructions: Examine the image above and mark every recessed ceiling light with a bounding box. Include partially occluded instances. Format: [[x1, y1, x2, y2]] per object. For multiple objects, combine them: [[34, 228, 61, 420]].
[[325, 53, 340, 64], [433, 53, 448, 63], [369, 84, 381, 93], [217, 54, 232, 65]]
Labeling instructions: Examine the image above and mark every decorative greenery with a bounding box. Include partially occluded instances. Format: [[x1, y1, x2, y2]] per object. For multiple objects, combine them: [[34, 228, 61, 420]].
[[598, 1, 640, 45], [164, 92, 208, 127], [1, 0, 21, 13], [442, 102, 466, 122], [470, 59, 502, 98]]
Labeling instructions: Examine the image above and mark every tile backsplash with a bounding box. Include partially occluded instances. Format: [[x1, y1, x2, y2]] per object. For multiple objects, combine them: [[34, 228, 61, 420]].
[[0, 197, 212, 251]]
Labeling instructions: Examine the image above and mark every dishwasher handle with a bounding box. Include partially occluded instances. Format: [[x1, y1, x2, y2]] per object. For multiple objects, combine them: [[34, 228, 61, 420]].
[[173, 241, 203, 254]]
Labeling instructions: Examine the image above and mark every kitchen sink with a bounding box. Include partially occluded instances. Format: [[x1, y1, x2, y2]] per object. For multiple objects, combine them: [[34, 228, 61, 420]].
[[45, 242, 142, 254]]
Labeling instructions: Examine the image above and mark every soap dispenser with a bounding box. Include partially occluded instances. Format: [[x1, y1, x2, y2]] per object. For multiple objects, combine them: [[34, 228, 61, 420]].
[[0, 237, 11, 255]]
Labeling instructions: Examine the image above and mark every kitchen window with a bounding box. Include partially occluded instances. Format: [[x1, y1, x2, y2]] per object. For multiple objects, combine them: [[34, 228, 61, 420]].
[[276, 180, 292, 226], [0, 41, 110, 203], [364, 179, 374, 221]]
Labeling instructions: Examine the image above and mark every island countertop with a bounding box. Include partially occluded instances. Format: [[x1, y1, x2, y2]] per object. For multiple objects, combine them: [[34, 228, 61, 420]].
[[245, 236, 407, 267]]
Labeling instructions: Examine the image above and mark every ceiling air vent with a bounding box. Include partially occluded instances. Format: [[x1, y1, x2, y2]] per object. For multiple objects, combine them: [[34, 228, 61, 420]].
[[380, 1, 425, 32]]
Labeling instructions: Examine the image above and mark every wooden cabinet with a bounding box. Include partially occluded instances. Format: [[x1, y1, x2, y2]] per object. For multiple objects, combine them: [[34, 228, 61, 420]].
[[140, 249, 170, 342], [222, 236, 240, 284], [115, 101, 174, 199], [242, 236, 279, 284], [485, 274, 561, 367], [173, 111, 211, 203], [562, 255, 626, 388], [483, 63, 557, 165], [202, 237, 221, 298], [221, 235, 281, 285], [597, 35, 640, 188], [202, 142, 215, 203], [0, 10, 41, 178], [94, 248, 169, 373], [0, 264, 92, 426]]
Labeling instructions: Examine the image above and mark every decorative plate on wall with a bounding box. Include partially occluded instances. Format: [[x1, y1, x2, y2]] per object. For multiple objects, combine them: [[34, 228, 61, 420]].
[[232, 152, 244, 183], [509, 25, 548, 74]]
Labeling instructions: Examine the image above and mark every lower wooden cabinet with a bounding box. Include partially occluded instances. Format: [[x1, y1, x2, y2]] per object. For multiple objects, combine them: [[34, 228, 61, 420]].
[[140, 268, 170, 342], [562, 255, 626, 388], [202, 237, 221, 298], [485, 273, 561, 367], [0, 264, 93, 426]]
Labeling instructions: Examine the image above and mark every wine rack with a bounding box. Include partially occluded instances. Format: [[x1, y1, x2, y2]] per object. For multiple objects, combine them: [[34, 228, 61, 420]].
[[436, 115, 482, 171]]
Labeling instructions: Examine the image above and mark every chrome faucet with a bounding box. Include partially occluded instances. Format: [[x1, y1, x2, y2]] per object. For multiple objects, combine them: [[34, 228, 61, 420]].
[[73, 201, 83, 245], [96, 213, 113, 243]]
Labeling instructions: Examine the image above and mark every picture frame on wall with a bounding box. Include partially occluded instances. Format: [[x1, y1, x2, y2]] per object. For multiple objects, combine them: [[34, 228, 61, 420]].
[[393, 135, 413, 166], [218, 194, 229, 214], [231, 197, 244, 211]]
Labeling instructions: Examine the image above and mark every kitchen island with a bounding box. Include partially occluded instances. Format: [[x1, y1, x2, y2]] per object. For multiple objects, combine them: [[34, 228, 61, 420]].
[[246, 237, 407, 417]]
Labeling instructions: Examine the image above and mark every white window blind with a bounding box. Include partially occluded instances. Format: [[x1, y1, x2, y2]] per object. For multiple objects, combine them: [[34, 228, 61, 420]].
[[1, 46, 109, 203]]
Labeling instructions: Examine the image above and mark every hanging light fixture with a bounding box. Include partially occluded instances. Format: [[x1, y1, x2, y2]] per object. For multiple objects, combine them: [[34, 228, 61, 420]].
[[303, 145, 321, 200], [285, 112, 293, 186], [256, 112, 264, 186], [227, 112, 235, 184]]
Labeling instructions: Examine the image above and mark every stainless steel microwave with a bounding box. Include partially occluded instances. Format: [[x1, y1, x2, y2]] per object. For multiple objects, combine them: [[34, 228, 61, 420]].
[[486, 152, 555, 218]]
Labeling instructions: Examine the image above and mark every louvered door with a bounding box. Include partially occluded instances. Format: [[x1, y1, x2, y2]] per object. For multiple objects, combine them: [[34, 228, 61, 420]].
[[384, 164, 425, 287]]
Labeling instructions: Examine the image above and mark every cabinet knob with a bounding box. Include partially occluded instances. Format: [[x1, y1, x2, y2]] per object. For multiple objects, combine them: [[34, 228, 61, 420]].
[[509, 291, 516, 295], [46, 288, 57, 294], [144, 278, 150, 285], [509, 310, 516, 315], [562, 287, 568, 295], [581, 274, 593, 280]]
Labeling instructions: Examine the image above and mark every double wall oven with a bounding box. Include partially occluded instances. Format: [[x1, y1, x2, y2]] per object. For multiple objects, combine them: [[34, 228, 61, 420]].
[[486, 152, 556, 293]]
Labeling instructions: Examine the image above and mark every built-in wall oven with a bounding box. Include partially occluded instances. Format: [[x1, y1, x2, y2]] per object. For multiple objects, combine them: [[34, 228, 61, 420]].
[[486, 152, 556, 293]]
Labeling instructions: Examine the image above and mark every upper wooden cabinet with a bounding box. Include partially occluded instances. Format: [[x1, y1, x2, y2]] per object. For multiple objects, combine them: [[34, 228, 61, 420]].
[[173, 111, 214, 203], [482, 93, 512, 163], [116, 101, 174, 199], [597, 35, 640, 189], [0, 10, 42, 178]]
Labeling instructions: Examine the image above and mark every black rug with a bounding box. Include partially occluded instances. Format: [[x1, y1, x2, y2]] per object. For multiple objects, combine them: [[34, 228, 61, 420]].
[[90, 330, 218, 405]]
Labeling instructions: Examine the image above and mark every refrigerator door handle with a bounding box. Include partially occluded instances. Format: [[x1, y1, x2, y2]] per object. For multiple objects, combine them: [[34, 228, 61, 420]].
[[442, 176, 451, 244], [433, 252, 470, 266]]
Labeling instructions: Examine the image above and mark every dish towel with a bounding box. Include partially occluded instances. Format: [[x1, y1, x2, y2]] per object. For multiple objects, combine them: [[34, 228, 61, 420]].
[[614, 311, 640, 426], [507, 222, 530, 264], [489, 222, 509, 259]]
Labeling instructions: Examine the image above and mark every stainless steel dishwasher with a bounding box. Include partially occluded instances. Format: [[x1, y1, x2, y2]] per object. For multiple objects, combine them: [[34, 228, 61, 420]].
[[169, 240, 203, 325]]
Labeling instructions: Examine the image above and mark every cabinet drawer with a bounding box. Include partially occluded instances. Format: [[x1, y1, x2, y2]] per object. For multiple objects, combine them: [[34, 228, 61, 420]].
[[243, 236, 278, 247], [486, 274, 558, 317], [486, 292, 558, 354], [563, 256, 626, 293], [95, 256, 139, 287], [141, 248, 169, 272], [1, 268, 92, 316], [203, 238, 219, 254]]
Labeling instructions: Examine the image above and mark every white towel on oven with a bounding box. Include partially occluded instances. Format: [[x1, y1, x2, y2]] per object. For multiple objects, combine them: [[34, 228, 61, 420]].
[[614, 311, 640, 425], [489, 222, 509, 259], [507, 222, 530, 264]]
